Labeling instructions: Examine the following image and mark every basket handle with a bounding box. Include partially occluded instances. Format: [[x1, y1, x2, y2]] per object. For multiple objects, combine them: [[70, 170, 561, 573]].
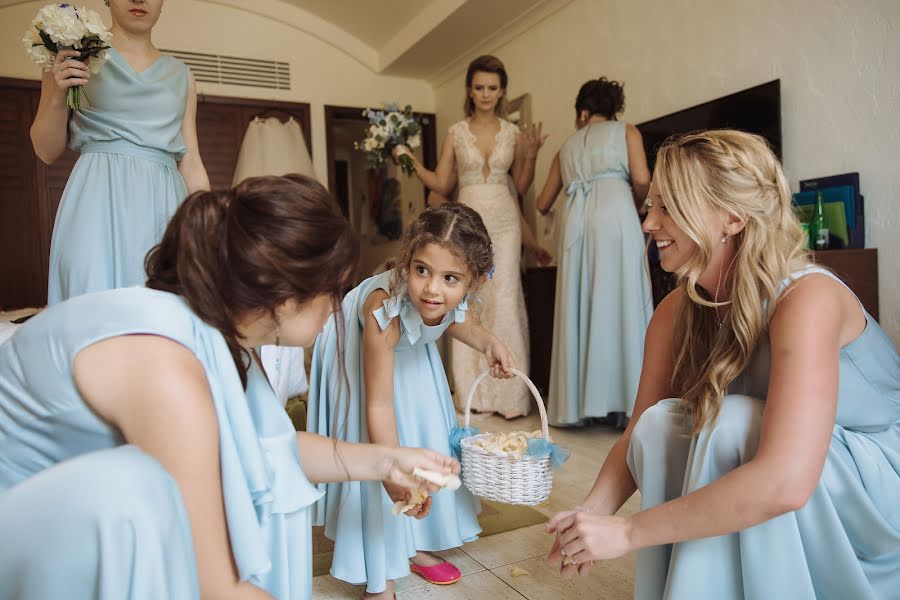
[[462, 368, 550, 440]]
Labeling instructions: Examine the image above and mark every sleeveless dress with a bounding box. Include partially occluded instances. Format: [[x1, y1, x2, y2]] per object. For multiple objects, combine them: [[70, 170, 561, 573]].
[[548, 121, 653, 426], [308, 270, 481, 594], [627, 267, 900, 599], [48, 48, 190, 304], [450, 119, 531, 418], [0, 287, 322, 600]]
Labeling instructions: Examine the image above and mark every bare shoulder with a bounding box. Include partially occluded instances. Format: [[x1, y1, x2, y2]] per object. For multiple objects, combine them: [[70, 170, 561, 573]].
[[775, 272, 851, 316], [650, 287, 682, 327], [638, 287, 680, 350], [362, 287, 400, 345], [442, 127, 458, 149], [625, 123, 644, 146], [772, 272, 862, 346], [363, 287, 390, 314], [73, 334, 208, 425]]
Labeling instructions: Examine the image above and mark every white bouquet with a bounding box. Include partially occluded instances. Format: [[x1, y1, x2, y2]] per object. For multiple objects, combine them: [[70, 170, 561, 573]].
[[355, 102, 427, 176], [22, 3, 112, 110]]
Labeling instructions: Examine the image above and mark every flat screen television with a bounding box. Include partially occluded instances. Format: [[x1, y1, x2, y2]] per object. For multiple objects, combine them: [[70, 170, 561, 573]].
[[637, 79, 782, 172]]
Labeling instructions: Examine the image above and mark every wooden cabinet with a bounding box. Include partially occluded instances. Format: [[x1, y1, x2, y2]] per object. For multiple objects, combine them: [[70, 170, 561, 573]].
[[0, 78, 75, 310], [811, 249, 879, 320], [0, 85, 44, 309], [522, 265, 557, 394], [0, 76, 310, 310], [524, 247, 880, 392]]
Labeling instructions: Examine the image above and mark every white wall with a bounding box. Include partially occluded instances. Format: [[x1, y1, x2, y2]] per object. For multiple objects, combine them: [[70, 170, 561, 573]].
[[434, 0, 900, 344], [2, 0, 434, 185]]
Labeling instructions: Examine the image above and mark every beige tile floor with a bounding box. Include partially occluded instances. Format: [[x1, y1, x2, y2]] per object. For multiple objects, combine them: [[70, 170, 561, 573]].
[[313, 412, 640, 599]]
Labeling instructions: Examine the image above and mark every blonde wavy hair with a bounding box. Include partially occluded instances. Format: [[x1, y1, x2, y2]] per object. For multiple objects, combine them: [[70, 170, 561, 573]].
[[655, 130, 812, 433]]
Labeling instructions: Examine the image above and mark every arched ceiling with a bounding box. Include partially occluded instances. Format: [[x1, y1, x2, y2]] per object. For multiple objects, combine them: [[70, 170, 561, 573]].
[[206, 0, 572, 82], [1, 0, 572, 82]]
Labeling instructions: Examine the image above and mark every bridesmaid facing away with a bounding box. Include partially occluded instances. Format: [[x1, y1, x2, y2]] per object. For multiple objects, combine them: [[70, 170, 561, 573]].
[[394, 54, 547, 418], [546, 131, 900, 600], [31, 0, 209, 304], [536, 77, 653, 428], [0, 175, 458, 600]]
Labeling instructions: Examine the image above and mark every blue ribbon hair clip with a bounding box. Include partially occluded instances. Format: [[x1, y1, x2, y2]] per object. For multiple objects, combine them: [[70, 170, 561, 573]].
[[487, 243, 495, 280]]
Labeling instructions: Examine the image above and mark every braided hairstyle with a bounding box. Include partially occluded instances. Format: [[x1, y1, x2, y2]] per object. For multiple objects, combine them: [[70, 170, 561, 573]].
[[391, 203, 493, 295], [654, 130, 810, 433]]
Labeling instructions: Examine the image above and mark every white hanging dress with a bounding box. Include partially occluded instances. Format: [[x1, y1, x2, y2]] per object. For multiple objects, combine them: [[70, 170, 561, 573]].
[[233, 116, 315, 403]]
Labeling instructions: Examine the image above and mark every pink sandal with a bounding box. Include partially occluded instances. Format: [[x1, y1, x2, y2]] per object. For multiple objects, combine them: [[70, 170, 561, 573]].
[[409, 561, 462, 585]]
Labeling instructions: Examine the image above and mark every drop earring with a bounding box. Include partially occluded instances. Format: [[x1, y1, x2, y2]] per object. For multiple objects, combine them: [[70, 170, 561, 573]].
[[721, 234, 728, 244], [274, 325, 281, 369]]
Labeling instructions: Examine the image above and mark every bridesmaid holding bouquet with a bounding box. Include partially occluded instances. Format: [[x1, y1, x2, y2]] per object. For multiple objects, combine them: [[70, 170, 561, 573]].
[[30, 0, 208, 303]]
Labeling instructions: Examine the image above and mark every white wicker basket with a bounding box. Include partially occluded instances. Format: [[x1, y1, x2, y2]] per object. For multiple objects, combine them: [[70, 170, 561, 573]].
[[459, 368, 553, 506]]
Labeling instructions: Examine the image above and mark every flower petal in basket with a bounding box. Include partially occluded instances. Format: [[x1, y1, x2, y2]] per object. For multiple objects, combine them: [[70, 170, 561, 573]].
[[459, 368, 555, 506]]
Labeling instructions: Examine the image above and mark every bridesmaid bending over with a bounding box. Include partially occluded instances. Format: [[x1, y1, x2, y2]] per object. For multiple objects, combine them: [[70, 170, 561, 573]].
[[547, 131, 900, 599], [0, 176, 456, 600]]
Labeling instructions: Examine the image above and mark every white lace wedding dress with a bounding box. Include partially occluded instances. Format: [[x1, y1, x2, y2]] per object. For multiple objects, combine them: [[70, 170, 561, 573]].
[[449, 119, 531, 418]]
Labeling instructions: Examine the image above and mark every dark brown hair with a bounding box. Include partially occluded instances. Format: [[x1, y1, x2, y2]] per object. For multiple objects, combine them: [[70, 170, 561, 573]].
[[145, 175, 360, 387], [464, 54, 508, 117], [575, 77, 625, 120], [391, 203, 493, 295]]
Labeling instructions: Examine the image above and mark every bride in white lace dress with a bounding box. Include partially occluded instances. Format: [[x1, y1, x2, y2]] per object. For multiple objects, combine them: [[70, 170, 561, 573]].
[[394, 55, 547, 418]]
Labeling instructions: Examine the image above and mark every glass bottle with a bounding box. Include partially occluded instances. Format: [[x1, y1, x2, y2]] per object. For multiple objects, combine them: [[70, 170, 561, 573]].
[[810, 192, 829, 250]]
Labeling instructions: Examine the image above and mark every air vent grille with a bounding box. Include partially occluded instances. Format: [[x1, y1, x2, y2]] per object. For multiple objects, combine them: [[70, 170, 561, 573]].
[[162, 49, 290, 90]]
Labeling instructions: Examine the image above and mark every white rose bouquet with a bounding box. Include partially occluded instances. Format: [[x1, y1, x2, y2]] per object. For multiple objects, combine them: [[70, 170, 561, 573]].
[[22, 3, 112, 110], [355, 103, 427, 176]]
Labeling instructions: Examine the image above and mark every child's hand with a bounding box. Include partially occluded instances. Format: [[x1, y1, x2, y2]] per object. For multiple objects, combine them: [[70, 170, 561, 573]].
[[408, 495, 433, 520], [387, 485, 433, 519], [384, 481, 411, 504], [485, 340, 516, 379]]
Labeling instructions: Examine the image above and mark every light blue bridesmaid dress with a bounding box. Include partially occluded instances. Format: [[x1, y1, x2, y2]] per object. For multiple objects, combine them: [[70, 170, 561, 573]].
[[48, 48, 190, 304], [0, 287, 321, 600], [548, 120, 653, 426], [627, 267, 900, 599], [308, 269, 481, 594]]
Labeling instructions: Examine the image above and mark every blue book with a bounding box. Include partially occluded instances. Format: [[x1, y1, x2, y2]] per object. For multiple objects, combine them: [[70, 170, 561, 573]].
[[793, 186, 856, 228], [800, 173, 865, 248]]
